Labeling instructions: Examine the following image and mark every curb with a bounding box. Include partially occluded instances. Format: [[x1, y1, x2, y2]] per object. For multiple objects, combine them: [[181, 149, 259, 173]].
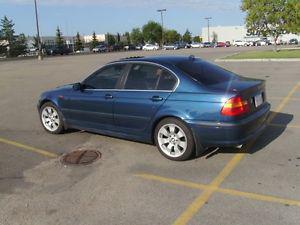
[[215, 58, 300, 62]]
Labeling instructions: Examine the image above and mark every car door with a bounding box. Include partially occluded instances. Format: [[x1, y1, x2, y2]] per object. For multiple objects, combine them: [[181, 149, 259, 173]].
[[61, 63, 127, 130], [114, 62, 178, 135]]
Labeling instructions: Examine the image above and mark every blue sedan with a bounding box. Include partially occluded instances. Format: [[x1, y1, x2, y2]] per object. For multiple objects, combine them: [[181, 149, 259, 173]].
[[38, 56, 270, 161]]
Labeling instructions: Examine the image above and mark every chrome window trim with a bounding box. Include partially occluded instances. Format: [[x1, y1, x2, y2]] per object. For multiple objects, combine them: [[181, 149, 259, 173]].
[[83, 60, 180, 92]]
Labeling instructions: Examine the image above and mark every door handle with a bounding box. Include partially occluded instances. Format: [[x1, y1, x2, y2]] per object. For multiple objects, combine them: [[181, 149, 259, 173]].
[[151, 96, 163, 101], [105, 94, 113, 99]]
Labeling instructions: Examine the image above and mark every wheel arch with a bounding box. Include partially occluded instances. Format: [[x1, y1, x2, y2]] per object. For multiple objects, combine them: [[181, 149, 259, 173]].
[[151, 115, 204, 157]]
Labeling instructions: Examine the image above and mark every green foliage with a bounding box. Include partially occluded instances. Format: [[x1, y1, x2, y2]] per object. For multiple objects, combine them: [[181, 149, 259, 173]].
[[130, 28, 143, 45], [55, 26, 64, 49], [74, 32, 83, 51], [124, 31, 131, 45], [241, 0, 300, 42], [90, 31, 99, 49], [10, 33, 27, 57], [182, 29, 192, 43], [107, 33, 116, 46], [165, 29, 181, 43], [1, 16, 15, 45], [142, 21, 162, 44], [193, 36, 201, 42]]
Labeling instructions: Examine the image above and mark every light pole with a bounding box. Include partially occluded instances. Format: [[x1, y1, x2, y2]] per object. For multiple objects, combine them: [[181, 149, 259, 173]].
[[157, 9, 166, 46], [204, 17, 212, 42], [34, 0, 43, 60]]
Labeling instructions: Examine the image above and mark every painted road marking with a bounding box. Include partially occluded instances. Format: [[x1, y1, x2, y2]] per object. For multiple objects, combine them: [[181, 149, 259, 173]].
[[0, 137, 58, 158], [136, 173, 300, 207]]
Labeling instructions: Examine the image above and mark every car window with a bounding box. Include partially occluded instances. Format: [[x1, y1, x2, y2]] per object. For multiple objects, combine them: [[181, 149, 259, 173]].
[[84, 64, 126, 89], [124, 64, 176, 90], [176, 59, 238, 85]]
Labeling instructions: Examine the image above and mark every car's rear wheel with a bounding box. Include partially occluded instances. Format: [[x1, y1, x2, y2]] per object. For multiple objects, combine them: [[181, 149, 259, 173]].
[[40, 102, 64, 134], [154, 118, 195, 161]]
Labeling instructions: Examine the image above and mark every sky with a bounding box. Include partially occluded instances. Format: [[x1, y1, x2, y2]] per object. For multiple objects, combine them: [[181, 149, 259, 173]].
[[0, 0, 245, 37]]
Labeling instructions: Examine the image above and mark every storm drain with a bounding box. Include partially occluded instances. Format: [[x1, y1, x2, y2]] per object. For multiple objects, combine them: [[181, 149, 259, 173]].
[[61, 150, 101, 165]]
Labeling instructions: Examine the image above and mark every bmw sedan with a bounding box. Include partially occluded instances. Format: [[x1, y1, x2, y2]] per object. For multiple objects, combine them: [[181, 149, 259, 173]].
[[38, 56, 270, 161]]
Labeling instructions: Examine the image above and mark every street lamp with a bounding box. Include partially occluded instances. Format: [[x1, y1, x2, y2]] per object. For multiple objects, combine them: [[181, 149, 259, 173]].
[[204, 17, 212, 42], [157, 9, 167, 46], [34, 0, 43, 60]]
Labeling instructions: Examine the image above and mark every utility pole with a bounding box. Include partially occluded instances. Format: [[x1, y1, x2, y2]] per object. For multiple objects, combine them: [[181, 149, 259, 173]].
[[204, 17, 212, 42], [34, 0, 43, 60], [157, 9, 167, 46]]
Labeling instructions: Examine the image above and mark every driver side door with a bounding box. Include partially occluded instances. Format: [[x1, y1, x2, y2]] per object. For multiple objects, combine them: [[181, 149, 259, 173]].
[[61, 63, 127, 131]]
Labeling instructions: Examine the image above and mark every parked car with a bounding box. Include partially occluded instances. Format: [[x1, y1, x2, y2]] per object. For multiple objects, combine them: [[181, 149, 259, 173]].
[[289, 39, 299, 45], [142, 44, 159, 51], [185, 43, 191, 48], [216, 42, 226, 47], [233, 40, 249, 47], [135, 44, 143, 50], [202, 42, 213, 48], [225, 41, 231, 47], [45, 47, 72, 56], [124, 45, 136, 51], [163, 43, 179, 50], [92, 45, 107, 53], [190, 42, 202, 48], [38, 56, 270, 161]]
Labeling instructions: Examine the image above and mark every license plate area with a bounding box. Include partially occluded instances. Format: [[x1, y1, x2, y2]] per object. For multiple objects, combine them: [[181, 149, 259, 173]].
[[254, 93, 263, 107]]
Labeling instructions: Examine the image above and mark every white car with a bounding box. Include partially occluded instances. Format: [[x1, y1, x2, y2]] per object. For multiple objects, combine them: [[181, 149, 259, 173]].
[[142, 44, 159, 51], [190, 42, 202, 48], [233, 40, 249, 47]]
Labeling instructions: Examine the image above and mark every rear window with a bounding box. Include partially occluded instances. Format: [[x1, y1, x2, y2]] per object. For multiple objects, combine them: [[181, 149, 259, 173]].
[[176, 60, 237, 85]]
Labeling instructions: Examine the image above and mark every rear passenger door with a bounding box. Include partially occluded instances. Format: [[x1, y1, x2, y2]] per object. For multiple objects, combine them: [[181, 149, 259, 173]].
[[113, 63, 178, 134]]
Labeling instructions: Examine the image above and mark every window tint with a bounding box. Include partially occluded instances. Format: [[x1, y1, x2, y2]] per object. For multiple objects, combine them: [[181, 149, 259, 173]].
[[84, 64, 125, 89], [124, 64, 176, 90], [176, 60, 238, 85]]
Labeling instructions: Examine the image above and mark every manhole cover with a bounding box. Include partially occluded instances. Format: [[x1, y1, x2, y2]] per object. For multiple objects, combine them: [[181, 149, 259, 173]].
[[61, 150, 101, 165]]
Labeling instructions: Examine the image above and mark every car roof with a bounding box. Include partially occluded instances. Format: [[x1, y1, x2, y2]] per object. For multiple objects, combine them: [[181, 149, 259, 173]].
[[113, 55, 199, 65]]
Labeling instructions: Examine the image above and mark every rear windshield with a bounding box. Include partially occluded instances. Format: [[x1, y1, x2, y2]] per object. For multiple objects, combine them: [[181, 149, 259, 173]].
[[176, 60, 238, 85]]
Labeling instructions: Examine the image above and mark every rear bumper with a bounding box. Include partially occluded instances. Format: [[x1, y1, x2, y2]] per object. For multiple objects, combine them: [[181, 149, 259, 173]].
[[187, 103, 271, 147]]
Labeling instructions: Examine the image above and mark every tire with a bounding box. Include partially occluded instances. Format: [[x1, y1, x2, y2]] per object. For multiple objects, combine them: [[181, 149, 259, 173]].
[[39, 102, 64, 134], [154, 118, 195, 161]]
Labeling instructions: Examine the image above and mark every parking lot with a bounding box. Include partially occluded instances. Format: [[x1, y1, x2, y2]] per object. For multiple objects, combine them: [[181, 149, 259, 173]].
[[0, 46, 300, 225]]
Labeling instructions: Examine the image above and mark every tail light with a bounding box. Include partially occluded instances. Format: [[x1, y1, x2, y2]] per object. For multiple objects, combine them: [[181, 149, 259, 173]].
[[221, 96, 250, 116]]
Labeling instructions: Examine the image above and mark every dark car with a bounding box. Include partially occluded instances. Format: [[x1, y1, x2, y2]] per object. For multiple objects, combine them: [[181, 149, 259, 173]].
[[38, 56, 270, 161], [92, 44, 108, 53], [45, 47, 72, 56], [203, 42, 213, 48], [289, 39, 299, 45]]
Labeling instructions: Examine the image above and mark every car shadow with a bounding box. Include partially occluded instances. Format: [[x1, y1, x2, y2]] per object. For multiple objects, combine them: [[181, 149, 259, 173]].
[[200, 111, 293, 159]]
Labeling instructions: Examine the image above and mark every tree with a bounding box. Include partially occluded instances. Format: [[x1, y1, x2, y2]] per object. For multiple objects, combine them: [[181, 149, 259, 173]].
[[1, 16, 15, 57], [193, 36, 201, 42], [130, 28, 143, 45], [212, 31, 218, 43], [182, 29, 192, 43], [107, 33, 116, 46], [241, 0, 300, 50], [90, 31, 99, 49], [142, 21, 162, 44], [116, 33, 121, 44], [165, 29, 181, 43], [74, 32, 83, 51], [55, 26, 64, 50], [124, 31, 131, 45], [10, 33, 27, 57]]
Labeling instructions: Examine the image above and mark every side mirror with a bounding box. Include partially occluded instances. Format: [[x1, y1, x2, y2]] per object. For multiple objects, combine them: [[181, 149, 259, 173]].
[[73, 82, 82, 91]]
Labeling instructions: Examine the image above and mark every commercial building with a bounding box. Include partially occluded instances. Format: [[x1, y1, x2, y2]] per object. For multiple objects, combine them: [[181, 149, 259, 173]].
[[201, 25, 300, 43]]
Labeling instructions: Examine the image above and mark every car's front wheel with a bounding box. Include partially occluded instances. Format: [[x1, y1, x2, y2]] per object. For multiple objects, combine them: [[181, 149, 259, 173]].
[[40, 102, 64, 134], [154, 118, 195, 161]]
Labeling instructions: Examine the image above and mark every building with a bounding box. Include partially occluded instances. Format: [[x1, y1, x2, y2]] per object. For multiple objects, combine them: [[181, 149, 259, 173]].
[[201, 26, 247, 43], [201, 25, 300, 43], [26, 36, 76, 49], [83, 34, 106, 43]]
